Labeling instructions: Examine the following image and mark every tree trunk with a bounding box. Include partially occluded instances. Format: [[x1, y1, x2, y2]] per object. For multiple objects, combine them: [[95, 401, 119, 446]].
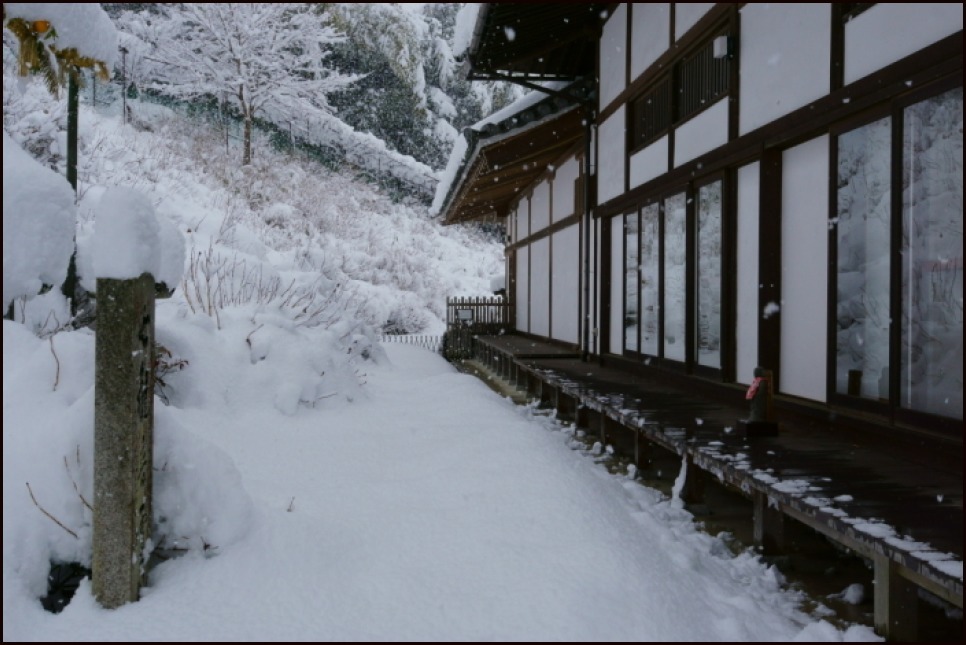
[[243, 115, 252, 166]]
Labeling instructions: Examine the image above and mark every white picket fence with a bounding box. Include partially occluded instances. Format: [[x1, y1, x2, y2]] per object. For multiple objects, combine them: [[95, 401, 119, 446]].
[[378, 334, 444, 354]]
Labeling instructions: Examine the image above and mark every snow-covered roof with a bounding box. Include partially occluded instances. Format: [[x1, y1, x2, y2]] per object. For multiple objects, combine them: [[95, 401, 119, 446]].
[[432, 82, 585, 223]]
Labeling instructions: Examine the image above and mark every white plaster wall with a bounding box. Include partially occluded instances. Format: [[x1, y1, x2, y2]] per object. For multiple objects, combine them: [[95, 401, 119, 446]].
[[739, 4, 830, 135], [780, 135, 829, 402], [531, 181, 550, 233], [675, 3, 714, 40], [552, 156, 579, 222], [610, 216, 624, 354], [551, 224, 580, 344], [673, 98, 729, 167], [844, 4, 962, 85], [735, 162, 760, 385], [515, 199, 528, 242], [597, 107, 626, 205], [630, 134, 669, 189], [530, 237, 551, 337], [515, 246, 529, 332], [631, 3, 670, 80], [600, 4, 628, 111], [593, 218, 600, 355]]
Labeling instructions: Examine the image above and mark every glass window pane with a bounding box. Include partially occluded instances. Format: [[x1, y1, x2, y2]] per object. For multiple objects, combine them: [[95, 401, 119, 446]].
[[696, 181, 723, 368], [901, 86, 963, 420], [664, 192, 687, 361], [835, 116, 892, 400], [641, 204, 661, 355], [624, 212, 639, 352]]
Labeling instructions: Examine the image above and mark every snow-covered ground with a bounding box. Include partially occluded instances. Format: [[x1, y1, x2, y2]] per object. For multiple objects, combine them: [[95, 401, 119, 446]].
[[4, 339, 879, 642]]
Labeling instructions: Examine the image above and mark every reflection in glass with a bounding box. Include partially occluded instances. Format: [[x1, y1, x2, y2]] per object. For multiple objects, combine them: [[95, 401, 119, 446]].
[[624, 212, 639, 352], [641, 204, 660, 355], [696, 181, 722, 368], [901, 87, 963, 420], [835, 117, 892, 400], [664, 193, 687, 361]]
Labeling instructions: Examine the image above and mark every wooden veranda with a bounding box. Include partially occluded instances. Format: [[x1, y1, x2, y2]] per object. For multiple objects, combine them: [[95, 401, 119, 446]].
[[464, 333, 963, 641]]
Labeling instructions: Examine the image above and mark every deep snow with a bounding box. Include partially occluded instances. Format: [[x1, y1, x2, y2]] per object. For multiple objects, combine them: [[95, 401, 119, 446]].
[[3, 339, 880, 642]]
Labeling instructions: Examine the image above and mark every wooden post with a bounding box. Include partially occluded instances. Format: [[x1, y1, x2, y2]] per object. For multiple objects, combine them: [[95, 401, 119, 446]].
[[753, 490, 786, 555], [874, 554, 920, 641], [92, 273, 155, 608], [680, 456, 709, 510]]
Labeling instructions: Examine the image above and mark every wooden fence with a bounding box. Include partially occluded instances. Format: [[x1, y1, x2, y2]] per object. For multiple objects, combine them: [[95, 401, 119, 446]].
[[446, 296, 512, 328], [444, 297, 513, 360]]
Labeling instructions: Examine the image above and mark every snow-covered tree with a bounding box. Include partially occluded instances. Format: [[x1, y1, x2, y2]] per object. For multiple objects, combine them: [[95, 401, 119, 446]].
[[327, 3, 525, 170], [142, 3, 358, 166]]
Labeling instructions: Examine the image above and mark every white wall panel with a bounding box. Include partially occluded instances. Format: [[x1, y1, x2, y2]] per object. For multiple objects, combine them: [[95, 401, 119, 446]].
[[673, 99, 729, 167], [780, 136, 829, 402], [515, 246, 529, 332], [530, 237, 550, 337], [552, 156, 579, 222], [735, 162, 760, 385], [593, 218, 600, 355], [515, 199, 528, 242], [531, 181, 550, 233], [631, 3, 670, 80], [598, 108, 626, 204], [844, 4, 962, 85], [599, 4, 628, 111], [675, 3, 714, 40], [739, 4, 830, 135], [630, 135, 669, 189], [609, 216, 624, 354], [551, 225, 580, 344]]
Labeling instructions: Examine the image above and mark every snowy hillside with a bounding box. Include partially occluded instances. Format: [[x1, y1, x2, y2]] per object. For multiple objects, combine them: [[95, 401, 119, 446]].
[[3, 69, 504, 336]]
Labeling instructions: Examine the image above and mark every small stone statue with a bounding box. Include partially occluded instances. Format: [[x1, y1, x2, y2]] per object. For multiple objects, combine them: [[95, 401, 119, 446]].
[[737, 366, 778, 436]]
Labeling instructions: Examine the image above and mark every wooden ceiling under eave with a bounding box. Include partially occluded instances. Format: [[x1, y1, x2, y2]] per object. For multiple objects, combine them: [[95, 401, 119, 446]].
[[442, 107, 585, 226], [466, 4, 608, 81]]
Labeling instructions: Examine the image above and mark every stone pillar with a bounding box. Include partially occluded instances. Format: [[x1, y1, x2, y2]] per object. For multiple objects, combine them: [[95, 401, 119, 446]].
[[92, 273, 155, 609]]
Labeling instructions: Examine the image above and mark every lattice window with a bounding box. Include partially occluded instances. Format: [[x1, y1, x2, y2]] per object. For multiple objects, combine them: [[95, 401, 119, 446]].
[[630, 78, 672, 150]]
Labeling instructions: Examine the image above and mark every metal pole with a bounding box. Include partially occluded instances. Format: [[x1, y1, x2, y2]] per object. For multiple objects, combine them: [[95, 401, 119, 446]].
[[61, 69, 81, 321], [67, 71, 78, 190], [120, 47, 128, 125]]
